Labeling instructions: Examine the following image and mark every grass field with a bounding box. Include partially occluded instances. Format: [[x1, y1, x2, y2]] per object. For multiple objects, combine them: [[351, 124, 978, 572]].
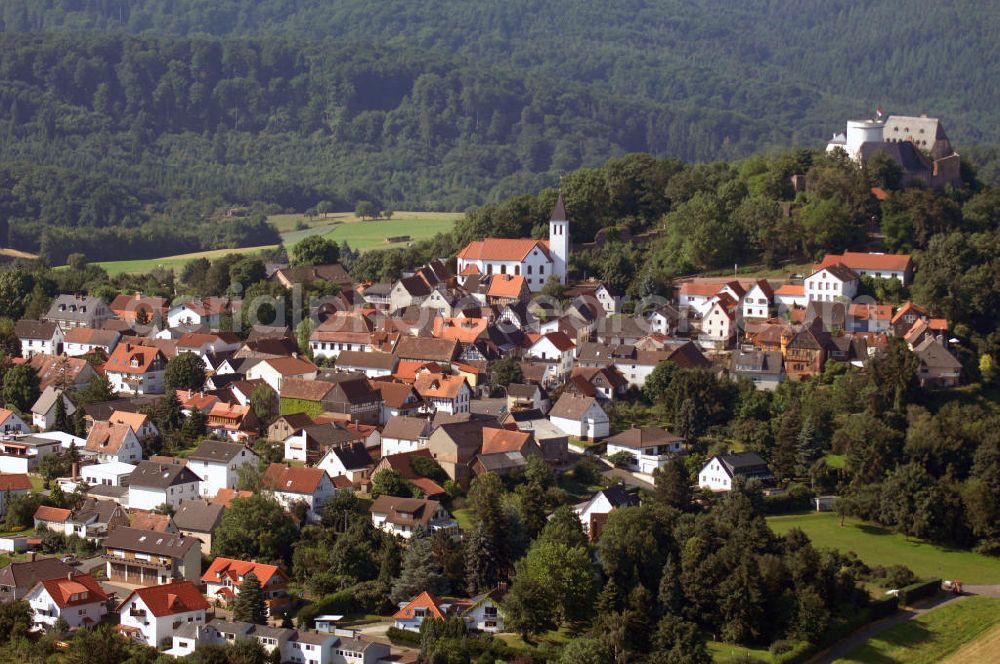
[[838, 596, 1000, 663], [941, 620, 1000, 663], [90, 211, 461, 275], [707, 640, 774, 662], [768, 512, 1000, 584], [825, 453, 846, 469]]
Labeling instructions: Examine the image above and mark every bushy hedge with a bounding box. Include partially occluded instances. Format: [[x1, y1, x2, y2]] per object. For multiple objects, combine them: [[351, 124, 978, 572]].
[[899, 579, 941, 606], [868, 595, 900, 619], [386, 626, 421, 647], [762, 485, 815, 515]]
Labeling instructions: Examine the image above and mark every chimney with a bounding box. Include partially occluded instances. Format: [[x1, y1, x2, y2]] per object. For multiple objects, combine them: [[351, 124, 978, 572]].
[[71, 463, 78, 481], [67, 571, 74, 581], [28, 551, 35, 562]]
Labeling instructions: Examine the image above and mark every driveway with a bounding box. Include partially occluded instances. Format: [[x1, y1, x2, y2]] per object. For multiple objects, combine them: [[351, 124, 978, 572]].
[[602, 467, 655, 491]]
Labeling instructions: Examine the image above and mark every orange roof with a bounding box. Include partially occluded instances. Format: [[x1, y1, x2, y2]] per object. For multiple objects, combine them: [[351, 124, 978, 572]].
[[774, 284, 804, 297], [409, 477, 446, 498], [679, 282, 723, 297], [816, 252, 911, 273], [394, 361, 444, 383], [0, 408, 19, 426], [262, 463, 327, 495], [176, 332, 239, 349], [175, 390, 220, 412], [487, 274, 527, 299], [457, 238, 550, 262], [261, 356, 317, 376], [393, 591, 446, 621], [433, 317, 489, 344], [85, 421, 134, 454], [109, 410, 151, 434], [38, 573, 107, 608], [413, 373, 468, 400], [848, 304, 892, 320], [928, 318, 948, 331], [871, 186, 889, 201], [482, 428, 532, 454], [105, 343, 165, 374], [34, 505, 71, 523], [211, 488, 253, 508], [119, 581, 209, 617], [130, 511, 174, 532], [0, 474, 31, 492], [459, 264, 481, 276], [202, 557, 287, 588], [891, 301, 928, 324]]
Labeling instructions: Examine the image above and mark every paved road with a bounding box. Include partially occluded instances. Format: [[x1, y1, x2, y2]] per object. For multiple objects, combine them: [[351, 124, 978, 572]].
[[602, 467, 655, 491], [808, 593, 968, 664]]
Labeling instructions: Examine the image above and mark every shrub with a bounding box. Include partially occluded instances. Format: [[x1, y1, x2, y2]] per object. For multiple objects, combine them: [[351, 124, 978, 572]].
[[770, 640, 795, 656], [899, 579, 941, 606], [386, 626, 421, 647], [607, 451, 635, 468], [872, 564, 917, 589]]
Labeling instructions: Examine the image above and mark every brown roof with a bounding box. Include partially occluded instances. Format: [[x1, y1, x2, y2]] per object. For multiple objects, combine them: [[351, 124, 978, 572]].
[[607, 426, 684, 449], [395, 337, 459, 363], [105, 527, 198, 557], [14, 320, 59, 339], [481, 428, 532, 454], [0, 557, 73, 592], [63, 327, 120, 346], [280, 377, 334, 401], [262, 463, 328, 495], [0, 474, 32, 492], [260, 356, 317, 376], [172, 500, 225, 533], [85, 422, 134, 455], [29, 354, 94, 390], [369, 495, 444, 528], [374, 381, 419, 409], [336, 350, 397, 370], [34, 505, 72, 523], [382, 416, 430, 441], [549, 393, 601, 420], [816, 252, 911, 273], [129, 512, 175, 533]]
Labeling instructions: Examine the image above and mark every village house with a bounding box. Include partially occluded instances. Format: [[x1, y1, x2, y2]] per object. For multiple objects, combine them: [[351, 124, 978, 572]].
[[774, 283, 807, 310], [117, 581, 210, 648], [742, 280, 774, 320], [548, 393, 609, 441], [110, 293, 169, 325], [394, 336, 460, 365], [389, 275, 433, 312], [698, 452, 776, 492], [413, 373, 471, 415], [262, 463, 336, 523], [43, 294, 113, 331], [272, 263, 353, 290], [426, 419, 491, 487], [393, 591, 450, 632], [205, 403, 260, 442], [473, 427, 542, 477], [335, 350, 398, 378], [26, 571, 108, 631], [127, 461, 202, 511], [804, 264, 859, 303], [486, 274, 530, 306], [81, 461, 136, 488], [699, 295, 738, 350], [282, 422, 367, 464], [574, 485, 639, 541], [506, 383, 549, 412], [105, 343, 168, 395], [0, 408, 31, 436], [14, 320, 63, 358], [108, 410, 160, 440], [166, 297, 230, 328], [369, 495, 457, 539], [0, 557, 75, 602], [501, 409, 569, 463], [524, 331, 576, 381], [0, 435, 63, 474], [30, 387, 77, 430], [0, 473, 32, 518], [374, 382, 425, 424], [605, 426, 686, 474], [913, 337, 963, 388], [186, 440, 259, 498], [30, 354, 98, 392], [62, 327, 120, 357], [316, 441, 373, 486], [815, 251, 913, 286], [104, 527, 202, 586], [730, 350, 786, 390], [172, 500, 225, 556], [381, 416, 432, 456], [34, 499, 128, 541], [246, 356, 318, 391], [202, 558, 290, 616], [318, 373, 383, 425], [369, 450, 446, 499], [175, 332, 242, 359], [84, 421, 142, 464]]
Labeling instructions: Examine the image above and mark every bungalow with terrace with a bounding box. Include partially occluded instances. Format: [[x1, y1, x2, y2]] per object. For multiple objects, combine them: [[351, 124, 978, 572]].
[[104, 527, 202, 586], [0, 434, 61, 474], [605, 426, 686, 474]]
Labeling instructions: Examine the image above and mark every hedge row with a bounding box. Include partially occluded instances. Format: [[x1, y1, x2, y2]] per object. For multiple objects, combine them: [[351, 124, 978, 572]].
[[899, 579, 941, 606]]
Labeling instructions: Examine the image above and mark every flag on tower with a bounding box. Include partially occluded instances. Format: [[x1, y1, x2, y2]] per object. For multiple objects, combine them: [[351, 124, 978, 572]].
[[876, 104, 884, 119]]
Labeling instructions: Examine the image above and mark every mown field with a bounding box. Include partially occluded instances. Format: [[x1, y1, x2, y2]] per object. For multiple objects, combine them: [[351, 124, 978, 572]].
[[90, 211, 461, 276], [838, 596, 1000, 663], [768, 512, 1000, 584]]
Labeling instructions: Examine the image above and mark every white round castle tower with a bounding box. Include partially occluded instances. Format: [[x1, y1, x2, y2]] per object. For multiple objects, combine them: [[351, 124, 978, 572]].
[[844, 119, 885, 161]]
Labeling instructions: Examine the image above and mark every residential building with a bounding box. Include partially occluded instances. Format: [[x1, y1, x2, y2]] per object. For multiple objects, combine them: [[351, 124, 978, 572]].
[[0, 474, 32, 518], [730, 350, 785, 390], [127, 461, 202, 511], [26, 572, 107, 631], [246, 356, 318, 391], [393, 591, 448, 632], [109, 293, 169, 326], [394, 337, 460, 365], [335, 351, 398, 378], [261, 464, 336, 522], [205, 403, 260, 442], [816, 252, 913, 286], [742, 280, 774, 320], [473, 428, 542, 477], [202, 558, 290, 616], [374, 382, 424, 425], [698, 452, 776, 492], [117, 581, 209, 647], [549, 394, 609, 440], [425, 419, 491, 487], [104, 527, 202, 586], [104, 344, 168, 395], [413, 373, 471, 415], [108, 410, 160, 440], [172, 500, 225, 556], [62, 327, 120, 357], [0, 557, 74, 602], [574, 485, 639, 541], [804, 264, 859, 303], [43, 294, 113, 331], [30, 387, 77, 430], [524, 331, 575, 381], [605, 426, 686, 474], [381, 416, 431, 456], [0, 409, 31, 436], [461, 589, 506, 633], [186, 440, 259, 498], [13, 320, 63, 358], [84, 422, 142, 464], [0, 435, 62, 474], [29, 354, 96, 391], [913, 337, 962, 388], [167, 298, 230, 328], [81, 461, 136, 488], [370, 495, 458, 538], [316, 442, 372, 485]]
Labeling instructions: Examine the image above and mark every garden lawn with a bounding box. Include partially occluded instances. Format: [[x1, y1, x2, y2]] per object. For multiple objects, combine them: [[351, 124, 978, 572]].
[[768, 512, 1000, 584], [707, 640, 774, 662], [452, 508, 476, 531], [838, 596, 1000, 663], [93, 245, 275, 276]]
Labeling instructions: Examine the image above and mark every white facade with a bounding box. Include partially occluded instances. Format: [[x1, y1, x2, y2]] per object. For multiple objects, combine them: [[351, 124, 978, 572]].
[[106, 368, 165, 395], [606, 440, 685, 475], [245, 361, 317, 391], [805, 269, 859, 303], [82, 461, 136, 487], [64, 337, 119, 358], [549, 217, 569, 286], [698, 457, 734, 492], [119, 594, 207, 648], [742, 283, 771, 320], [26, 583, 107, 631], [464, 597, 504, 633], [700, 302, 735, 347], [188, 450, 258, 499], [128, 479, 201, 511], [550, 404, 609, 440], [611, 358, 660, 389], [270, 478, 336, 523], [827, 119, 885, 162], [525, 336, 575, 378], [19, 329, 64, 359]]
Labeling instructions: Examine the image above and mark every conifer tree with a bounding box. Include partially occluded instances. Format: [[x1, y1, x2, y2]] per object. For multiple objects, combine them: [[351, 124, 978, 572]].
[[391, 527, 447, 604], [233, 571, 267, 624]]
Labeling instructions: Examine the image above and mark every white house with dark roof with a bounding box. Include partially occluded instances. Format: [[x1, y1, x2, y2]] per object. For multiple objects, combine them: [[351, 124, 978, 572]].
[[574, 485, 639, 540], [316, 442, 373, 485], [13, 320, 63, 358], [698, 452, 776, 492], [548, 393, 609, 440], [43, 294, 113, 331], [381, 416, 431, 456], [335, 350, 398, 378], [804, 264, 859, 303], [605, 426, 686, 474], [30, 387, 77, 430], [128, 461, 203, 511], [456, 195, 570, 291], [185, 440, 259, 498]]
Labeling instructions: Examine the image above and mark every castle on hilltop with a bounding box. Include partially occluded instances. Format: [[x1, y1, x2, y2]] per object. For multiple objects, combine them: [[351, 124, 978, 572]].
[[826, 113, 961, 189]]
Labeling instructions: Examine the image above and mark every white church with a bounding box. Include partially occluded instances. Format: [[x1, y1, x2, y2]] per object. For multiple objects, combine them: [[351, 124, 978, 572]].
[[456, 194, 570, 292]]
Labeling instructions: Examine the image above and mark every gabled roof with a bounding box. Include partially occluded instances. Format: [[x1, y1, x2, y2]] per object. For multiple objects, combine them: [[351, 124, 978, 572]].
[[279, 377, 335, 401], [325, 442, 373, 471], [374, 381, 419, 409], [108, 410, 152, 434], [395, 337, 459, 363], [549, 393, 601, 419], [532, 331, 575, 353], [606, 426, 684, 449], [595, 484, 639, 509], [336, 350, 397, 370], [394, 590, 447, 621], [0, 473, 31, 492], [129, 511, 175, 533], [172, 500, 225, 533], [35, 572, 107, 608], [202, 557, 287, 588], [105, 527, 198, 557], [85, 422, 135, 455], [457, 238, 551, 262], [807, 263, 858, 283], [816, 251, 911, 273], [129, 461, 202, 489], [370, 496, 445, 529], [396, 275, 432, 297], [0, 557, 73, 591], [715, 452, 773, 478], [34, 505, 72, 523], [258, 356, 317, 376], [31, 386, 70, 416], [262, 463, 328, 495], [211, 488, 253, 508], [891, 301, 928, 325], [119, 581, 209, 617], [105, 343, 165, 374], [914, 337, 962, 370], [382, 416, 430, 441], [63, 327, 120, 346], [414, 373, 468, 400], [29, 354, 95, 390], [187, 440, 252, 464], [487, 274, 527, 299], [481, 428, 532, 454], [774, 284, 804, 297]]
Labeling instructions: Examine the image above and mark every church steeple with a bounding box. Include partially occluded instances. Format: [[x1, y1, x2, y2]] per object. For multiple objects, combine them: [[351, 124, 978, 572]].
[[551, 192, 567, 222], [549, 192, 569, 284]]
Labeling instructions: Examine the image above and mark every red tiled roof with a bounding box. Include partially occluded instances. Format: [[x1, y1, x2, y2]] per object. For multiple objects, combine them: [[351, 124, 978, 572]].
[[534, 331, 575, 353], [202, 557, 286, 588], [678, 282, 722, 297], [0, 474, 31, 492], [119, 581, 209, 617], [816, 252, 911, 273], [891, 301, 928, 325], [262, 463, 327, 495], [129, 511, 174, 532], [481, 428, 532, 454], [774, 284, 804, 297], [85, 422, 134, 455], [105, 344, 165, 374], [261, 356, 317, 376], [393, 590, 446, 621], [394, 361, 444, 383], [34, 505, 71, 523], [928, 318, 949, 331], [211, 488, 253, 508], [109, 410, 151, 434], [414, 373, 468, 400], [433, 317, 489, 344], [457, 238, 550, 262], [38, 573, 107, 608], [487, 274, 527, 299]]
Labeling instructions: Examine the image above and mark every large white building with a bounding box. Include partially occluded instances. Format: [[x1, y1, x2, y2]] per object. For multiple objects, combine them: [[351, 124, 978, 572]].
[[185, 440, 259, 499], [456, 195, 570, 291], [804, 264, 859, 303]]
